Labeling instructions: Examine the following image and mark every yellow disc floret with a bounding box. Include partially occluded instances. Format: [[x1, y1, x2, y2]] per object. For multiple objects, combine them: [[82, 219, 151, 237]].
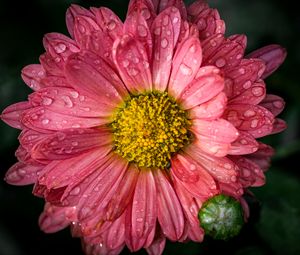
[[111, 91, 191, 169]]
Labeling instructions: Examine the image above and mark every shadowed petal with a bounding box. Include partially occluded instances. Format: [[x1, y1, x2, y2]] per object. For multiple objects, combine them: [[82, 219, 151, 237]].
[[260, 94, 285, 116], [229, 131, 259, 155]]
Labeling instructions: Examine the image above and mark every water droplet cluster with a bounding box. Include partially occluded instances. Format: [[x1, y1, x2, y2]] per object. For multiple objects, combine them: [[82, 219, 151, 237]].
[[111, 91, 191, 169]]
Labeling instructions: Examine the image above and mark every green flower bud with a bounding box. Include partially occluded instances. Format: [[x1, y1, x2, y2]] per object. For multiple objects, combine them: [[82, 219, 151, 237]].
[[198, 194, 244, 240]]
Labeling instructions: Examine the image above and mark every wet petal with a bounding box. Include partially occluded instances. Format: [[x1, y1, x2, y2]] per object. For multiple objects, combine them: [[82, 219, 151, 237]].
[[191, 119, 239, 157], [21, 64, 47, 91], [271, 118, 287, 134], [146, 228, 166, 255], [168, 37, 202, 99], [260, 94, 285, 116], [151, 7, 181, 91], [154, 170, 184, 241], [157, 0, 187, 20], [179, 66, 224, 109], [189, 92, 227, 120], [247, 44, 287, 79], [127, 0, 156, 27], [229, 131, 259, 155], [113, 35, 152, 93], [39, 52, 64, 77], [1, 101, 32, 129]]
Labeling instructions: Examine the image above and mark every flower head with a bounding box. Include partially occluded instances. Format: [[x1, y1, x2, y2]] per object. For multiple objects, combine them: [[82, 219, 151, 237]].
[[1, 0, 286, 254]]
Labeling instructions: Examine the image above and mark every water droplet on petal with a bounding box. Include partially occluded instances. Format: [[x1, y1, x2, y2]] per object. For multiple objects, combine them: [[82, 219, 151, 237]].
[[70, 91, 79, 98], [238, 68, 245, 74], [243, 110, 256, 117], [161, 38, 168, 49], [243, 81, 252, 89], [123, 60, 129, 68], [224, 163, 232, 170], [42, 97, 53, 106], [72, 141, 79, 146], [180, 64, 193, 76], [128, 68, 139, 76], [173, 17, 179, 24], [215, 58, 226, 68], [42, 119, 49, 125], [190, 164, 196, 171], [107, 20, 116, 31], [61, 96, 74, 108], [154, 27, 161, 35], [54, 43, 67, 54], [70, 187, 81, 196], [250, 119, 259, 128], [251, 87, 264, 97], [136, 218, 143, 223]]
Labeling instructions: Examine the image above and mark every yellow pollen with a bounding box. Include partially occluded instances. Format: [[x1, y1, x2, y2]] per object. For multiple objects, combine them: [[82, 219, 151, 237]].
[[111, 91, 191, 169]]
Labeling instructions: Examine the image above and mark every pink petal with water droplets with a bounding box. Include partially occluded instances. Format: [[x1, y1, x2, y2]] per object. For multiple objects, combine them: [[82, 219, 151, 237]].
[[65, 52, 126, 106], [29, 87, 113, 118], [247, 44, 287, 79], [173, 181, 204, 242], [15, 145, 35, 164], [151, 7, 181, 91], [22, 107, 108, 131], [125, 5, 152, 58], [127, 0, 156, 27], [66, 4, 94, 38], [271, 118, 287, 134], [260, 94, 285, 117], [19, 129, 51, 151], [189, 92, 227, 120], [229, 131, 259, 155], [154, 170, 184, 241], [113, 35, 152, 93], [229, 34, 247, 49], [219, 181, 244, 198], [246, 143, 274, 171], [230, 156, 265, 187], [21, 64, 46, 91], [105, 165, 139, 221], [76, 156, 128, 221], [224, 104, 274, 138], [125, 170, 157, 251], [31, 127, 112, 162], [168, 37, 202, 99], [105, 213, 126, 250], [185, 143, 239, 184], [1, 101, 32, 129], [179, 66, 224, 109], [192, 6, 225, 40], [39, 203, 77, 233], [43, 33, 79, 62], [158, 0, 187, 20], [146, 229, 166, 255], [224, 59, 265, 99], [5, 162, 42, 186], [229, 80, 266, 105], [39, 52, 64, 77], [202, 34, 244, 68], [92, 7, 123, 40], [191, 119, 239, 157], [171, 153, 217, 198]]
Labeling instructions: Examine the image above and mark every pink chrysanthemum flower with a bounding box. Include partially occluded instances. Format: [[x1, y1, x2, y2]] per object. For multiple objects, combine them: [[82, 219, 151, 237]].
[[1, 0, 286, 254]]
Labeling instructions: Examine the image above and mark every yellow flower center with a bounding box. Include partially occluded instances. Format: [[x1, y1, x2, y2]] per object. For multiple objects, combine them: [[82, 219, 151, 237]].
[[111, 91, 191, 169]]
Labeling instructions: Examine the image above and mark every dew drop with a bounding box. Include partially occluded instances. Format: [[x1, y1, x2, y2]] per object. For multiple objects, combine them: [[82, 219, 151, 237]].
[[190, 164, 196, 171], [243, 110, 256, 117], [173, 17, 179, 24], [72, 124, 81, 128], [161, 38, 169, 49], [238, 68, 245, 74], [72, 141, 79, 146], [136, 218, 143, 223], [42, 97, 53, 106], [70, 91, 79, 98], [180, 64, 192, 76], [251, 87, 264, 97], [141, 9, 151, 20], [70, 187, 81, 196], [250, 119, 259, 128], [107, 20, 116, 31], [128, 68, 139, 76], [224, 163, 232, 170], [54, 43, 67, 54], [42, 119, 49, 125], [243, 81, 252, 89], [230, 176, 237, 182], [62, 96, 74, 108], [154, 27, 161, 36], [240, 139, 248, 145], [215, 58, 226, 68], [122, 60, 130, 68], [162, 16, 169, 26]]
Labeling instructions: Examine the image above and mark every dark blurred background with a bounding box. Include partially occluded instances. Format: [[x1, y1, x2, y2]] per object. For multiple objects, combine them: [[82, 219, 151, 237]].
[[0, 0, 299, 254]]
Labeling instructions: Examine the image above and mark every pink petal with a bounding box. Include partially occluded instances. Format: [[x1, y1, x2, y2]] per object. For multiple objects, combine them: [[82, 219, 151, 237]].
[[260, 94, 285, 116], [19, 129, 51, 151], [105, 213, 126, 250], [224, 104, 274, 138], [15, 145, 36, 164], [185, 143, 239, 184], [174, 182, 204, 242], [189, 92, 227, 120], [271, 118, 287, 134], [229, 80, 266, 105], [5, 162, 42, 186], [246, 143, 274, 171], [229, 34, 247, 49], [65, 4, 94, 38], [29, 87, 113, 118], [127, 0, 156, 27], [229, 131, 259, 155], [202, 34, 244, 68], [39, 203, 77, 233], [125, 5, 152, 59], [168, 37, 203, 99], [41, 76, 71, 88], [73, 15, 99, 48], [247, 44, 287, 79], [92, 7, 123, 40], [104, 165, 139, 221], [146, 229, 166, 255], [65, 51, 127, 106], [179, 66, 224, 109], [76, 156, 128, 221], [39, 52, 64, 77], [31, 128, 112, 162], [224, 59, 265, 99], [219, 182, 243, 198], [154, 170, 184, 241], [125, 170, 157, 251], [157, 0, 187, 20], [171, 153, 217, 198], [113, 35, 152, 93], [151, 7, 181, 91], [1, 101, 32, 129], [230, 156, 265, 187], [191, 119, 239, 157], [43, 33, 79, 63], [190, 4, 225, 40], [21, 64, 47, 91], [38, 149, 112, 194], [22, 107, 108, 131]]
